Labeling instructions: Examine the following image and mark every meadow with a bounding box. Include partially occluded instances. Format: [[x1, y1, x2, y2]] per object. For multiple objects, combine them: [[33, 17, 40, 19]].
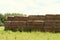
[[0, 26, 60, 40]]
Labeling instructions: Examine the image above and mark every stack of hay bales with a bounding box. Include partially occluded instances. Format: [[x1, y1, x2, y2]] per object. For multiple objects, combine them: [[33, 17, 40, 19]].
[[32, 20, 44, 31], [4, 14, 60, 32], [4, 16, 14, 30], [4, 16, 27, 31], [13, 16, 27, 31], [4, 21, 11, 30], [44, 14, 55, 32], [55, 15, 60, 32], [27, 15, 45, 31]]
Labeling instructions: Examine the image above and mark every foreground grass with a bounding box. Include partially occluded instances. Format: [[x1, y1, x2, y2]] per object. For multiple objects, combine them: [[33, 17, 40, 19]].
[[0, 26, 60, 40]]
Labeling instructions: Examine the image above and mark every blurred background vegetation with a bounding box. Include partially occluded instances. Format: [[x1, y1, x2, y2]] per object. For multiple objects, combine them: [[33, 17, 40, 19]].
[[0, 13, 26, 26]]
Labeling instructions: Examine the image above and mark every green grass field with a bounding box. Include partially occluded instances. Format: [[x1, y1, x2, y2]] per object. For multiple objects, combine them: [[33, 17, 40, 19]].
[[0, 26, 60, 40]]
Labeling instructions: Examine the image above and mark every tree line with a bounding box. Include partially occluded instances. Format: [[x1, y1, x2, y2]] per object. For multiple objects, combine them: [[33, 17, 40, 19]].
[[0, 13, 26, 26]]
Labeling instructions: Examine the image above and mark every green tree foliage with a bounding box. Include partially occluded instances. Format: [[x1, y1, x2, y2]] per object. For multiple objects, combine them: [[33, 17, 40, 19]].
[[4, 13, 27, 19], [0, 13, 4, 26]]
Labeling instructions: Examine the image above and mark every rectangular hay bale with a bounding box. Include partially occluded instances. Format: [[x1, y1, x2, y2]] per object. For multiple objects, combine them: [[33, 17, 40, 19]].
[[45, 14, 55, 20]]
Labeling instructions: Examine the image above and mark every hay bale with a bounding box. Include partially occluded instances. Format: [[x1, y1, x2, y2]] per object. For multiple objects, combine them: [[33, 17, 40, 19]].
[[7, 16, 28, 21], [14, 16, 28, 21], [28, 15, 45, 20], [55, 22, 60, 28], [9, 21, 27, 31], [17, 21, 27, 31], [55, 28, 60, 32], [46, 14, 55, 19], [4, 21, 27, 31], [55, 20, 60, 22], [7, 16, 14, 21], [44, 26, 53, 28], [4, 21, 12, 30], [55, 15, 60, 20], [55, 26, 60, 28], [27, 20, 44, 31], [44, 22, 55, 28], [44, 28, 54, 32], [45, 20, 55, 22], [27, 21, 34, 31]]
